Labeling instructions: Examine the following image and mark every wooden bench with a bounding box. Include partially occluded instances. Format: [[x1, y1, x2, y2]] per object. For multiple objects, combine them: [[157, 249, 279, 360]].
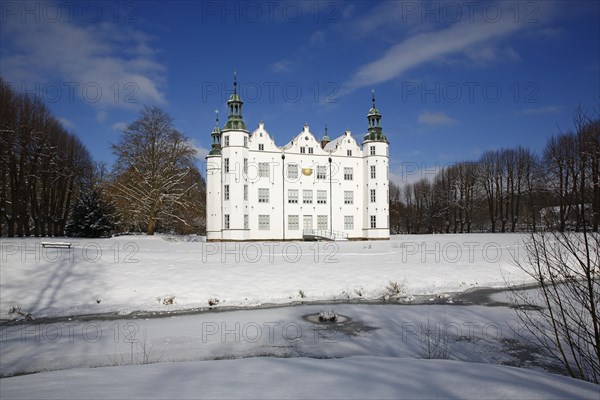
[[40, 242, 72, 249]]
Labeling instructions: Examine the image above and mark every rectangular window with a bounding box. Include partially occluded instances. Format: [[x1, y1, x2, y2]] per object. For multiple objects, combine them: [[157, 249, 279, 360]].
[[258, 188, 269, 203], [303, 189, 313, 204], [258, 143, 264, 151], [347, 150, 352, 156], [308, 147, 314, 154], [243, 158, 248, 174], [303, 215, 312, 230], [243, 185, 248, 201], [224, 185, 230, 200], [370, 215, 376, 228], [344, 191, 353, 204], [288, 189, 298, 204], [224, 214, 230, 229], [259, 162, 269, 178], [370, 189, 376, 203], [344, 167, 353, 180], [288, 215, 299, 230], [243, 136, 248, 147], [259, 215, 270, 230], [244, 214, 249, 229], [317, 166, 326, 180], [224, 135, 229, 147], [224, 158, 229, 173], [317, 215, 328, 230], [317, 190, 327, 204], [370, 165, 376, 179], [300, 147, 306, 154], [344, 215, 354, 230], [370, 146, 376, 155], [287, 164, 298, 179]]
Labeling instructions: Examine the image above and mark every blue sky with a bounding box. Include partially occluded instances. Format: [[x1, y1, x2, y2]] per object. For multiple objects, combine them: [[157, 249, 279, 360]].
[[1, 0, 598, 184]]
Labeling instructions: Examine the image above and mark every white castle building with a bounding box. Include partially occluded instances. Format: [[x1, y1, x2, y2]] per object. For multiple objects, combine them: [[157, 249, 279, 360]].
[[205, 75, 390, 241]]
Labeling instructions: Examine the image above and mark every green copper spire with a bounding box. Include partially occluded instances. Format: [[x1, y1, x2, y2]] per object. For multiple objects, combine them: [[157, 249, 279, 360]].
[[224, 69, 247, 131], [364, 90, 387, 143], [322, 122, 330, 141], [208, 110, 222, 155]]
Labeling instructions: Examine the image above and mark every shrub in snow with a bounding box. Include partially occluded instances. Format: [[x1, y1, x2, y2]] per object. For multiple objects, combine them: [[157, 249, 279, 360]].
[[298, 290, 306, 299], [65, 188, 116, 238], [381, 280, 407, 301], [318, 311, 338, 322], [208, 298, 219, 306], [162, 296, 175, 305], [354, 288, 364, 297], [8, 306, 32, 321]]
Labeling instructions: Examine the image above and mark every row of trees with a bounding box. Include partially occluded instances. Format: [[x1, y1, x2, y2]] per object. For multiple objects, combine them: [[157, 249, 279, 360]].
[[1, 79, 206, 237], [0, 79, 94, 237], [389, 107, 600, 234]]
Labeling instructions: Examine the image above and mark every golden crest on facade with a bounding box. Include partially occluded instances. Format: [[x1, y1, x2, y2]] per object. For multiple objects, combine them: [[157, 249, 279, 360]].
[[301, 168, 313, 176]]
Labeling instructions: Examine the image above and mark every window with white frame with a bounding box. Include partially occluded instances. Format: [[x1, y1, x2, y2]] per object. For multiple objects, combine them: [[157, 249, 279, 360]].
[[243, 158, 248, 174], [370, 145, 376, 155], [287, 164, 298, 179], [300, 147, 306, 154], [259, 162, 269, 178], [258, 143, 264, 151], [317, 166, 326, 180], [243, 136, 248, 147], [370, 165, 376, 179], [347, 150, 352, 156], [258, 188, 269, 203], [308, 147, 314, 154], [370, 189, 376, 203], [259, 215, 270, 230], [370, 215, 376, 228], [317, 215, 328, 230], [288, 189, 298, 204], [224, 214, 230, 229], [243, 185, 248, 201], [344, 167, 353, 180], [317, 190, 327, 204], [344, 215, 354, 230], [224, 135, 229, 147], [224, 158, 229, 173], [244, 214, 249, 229], [303, 189, 313, 204], [344, 191, 353, 204], [224, 185, 229, 200], [288, 215, 299, 230]]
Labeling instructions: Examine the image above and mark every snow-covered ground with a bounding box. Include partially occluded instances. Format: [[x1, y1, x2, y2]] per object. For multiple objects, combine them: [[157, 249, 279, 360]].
[[1, 234, 532, 318], [2, 356, 598, 400], [2, 234, 598, 399], [2, 303, 598, 399]]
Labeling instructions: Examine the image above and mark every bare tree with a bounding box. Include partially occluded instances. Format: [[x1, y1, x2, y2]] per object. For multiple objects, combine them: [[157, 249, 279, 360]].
[[110, 106, 198, 235]]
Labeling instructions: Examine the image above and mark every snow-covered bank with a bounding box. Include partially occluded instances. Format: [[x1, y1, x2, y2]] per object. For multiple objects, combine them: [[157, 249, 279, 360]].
[[1, 356, 597, 400], [1, 234, 533, 318]]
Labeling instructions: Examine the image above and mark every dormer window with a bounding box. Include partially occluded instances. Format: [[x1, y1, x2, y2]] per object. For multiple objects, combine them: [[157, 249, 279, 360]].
[[259, 143, 264, 151]]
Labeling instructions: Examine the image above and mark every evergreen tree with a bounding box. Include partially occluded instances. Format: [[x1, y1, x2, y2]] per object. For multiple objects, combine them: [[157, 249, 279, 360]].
[[66, 189, 116, 237]]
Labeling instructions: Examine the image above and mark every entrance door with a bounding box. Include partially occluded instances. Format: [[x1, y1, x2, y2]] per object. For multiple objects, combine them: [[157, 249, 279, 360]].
[[303, 215, 312, 231]]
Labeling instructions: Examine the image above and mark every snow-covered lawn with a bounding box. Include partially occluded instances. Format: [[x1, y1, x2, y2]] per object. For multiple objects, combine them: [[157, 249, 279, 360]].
[[0, 234, 532, 318], [2, 234, 598, 399]]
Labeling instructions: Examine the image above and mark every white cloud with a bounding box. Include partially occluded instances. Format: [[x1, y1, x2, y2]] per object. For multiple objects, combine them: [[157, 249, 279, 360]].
[[111, 122, 129, 132], [340, 1, 557, 95], [189, 139, 210, 160], [270, 60, 294, 73], [0, 7, 167, 110], [418, 111, 458, 126], [58, 117, 75, 130]]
